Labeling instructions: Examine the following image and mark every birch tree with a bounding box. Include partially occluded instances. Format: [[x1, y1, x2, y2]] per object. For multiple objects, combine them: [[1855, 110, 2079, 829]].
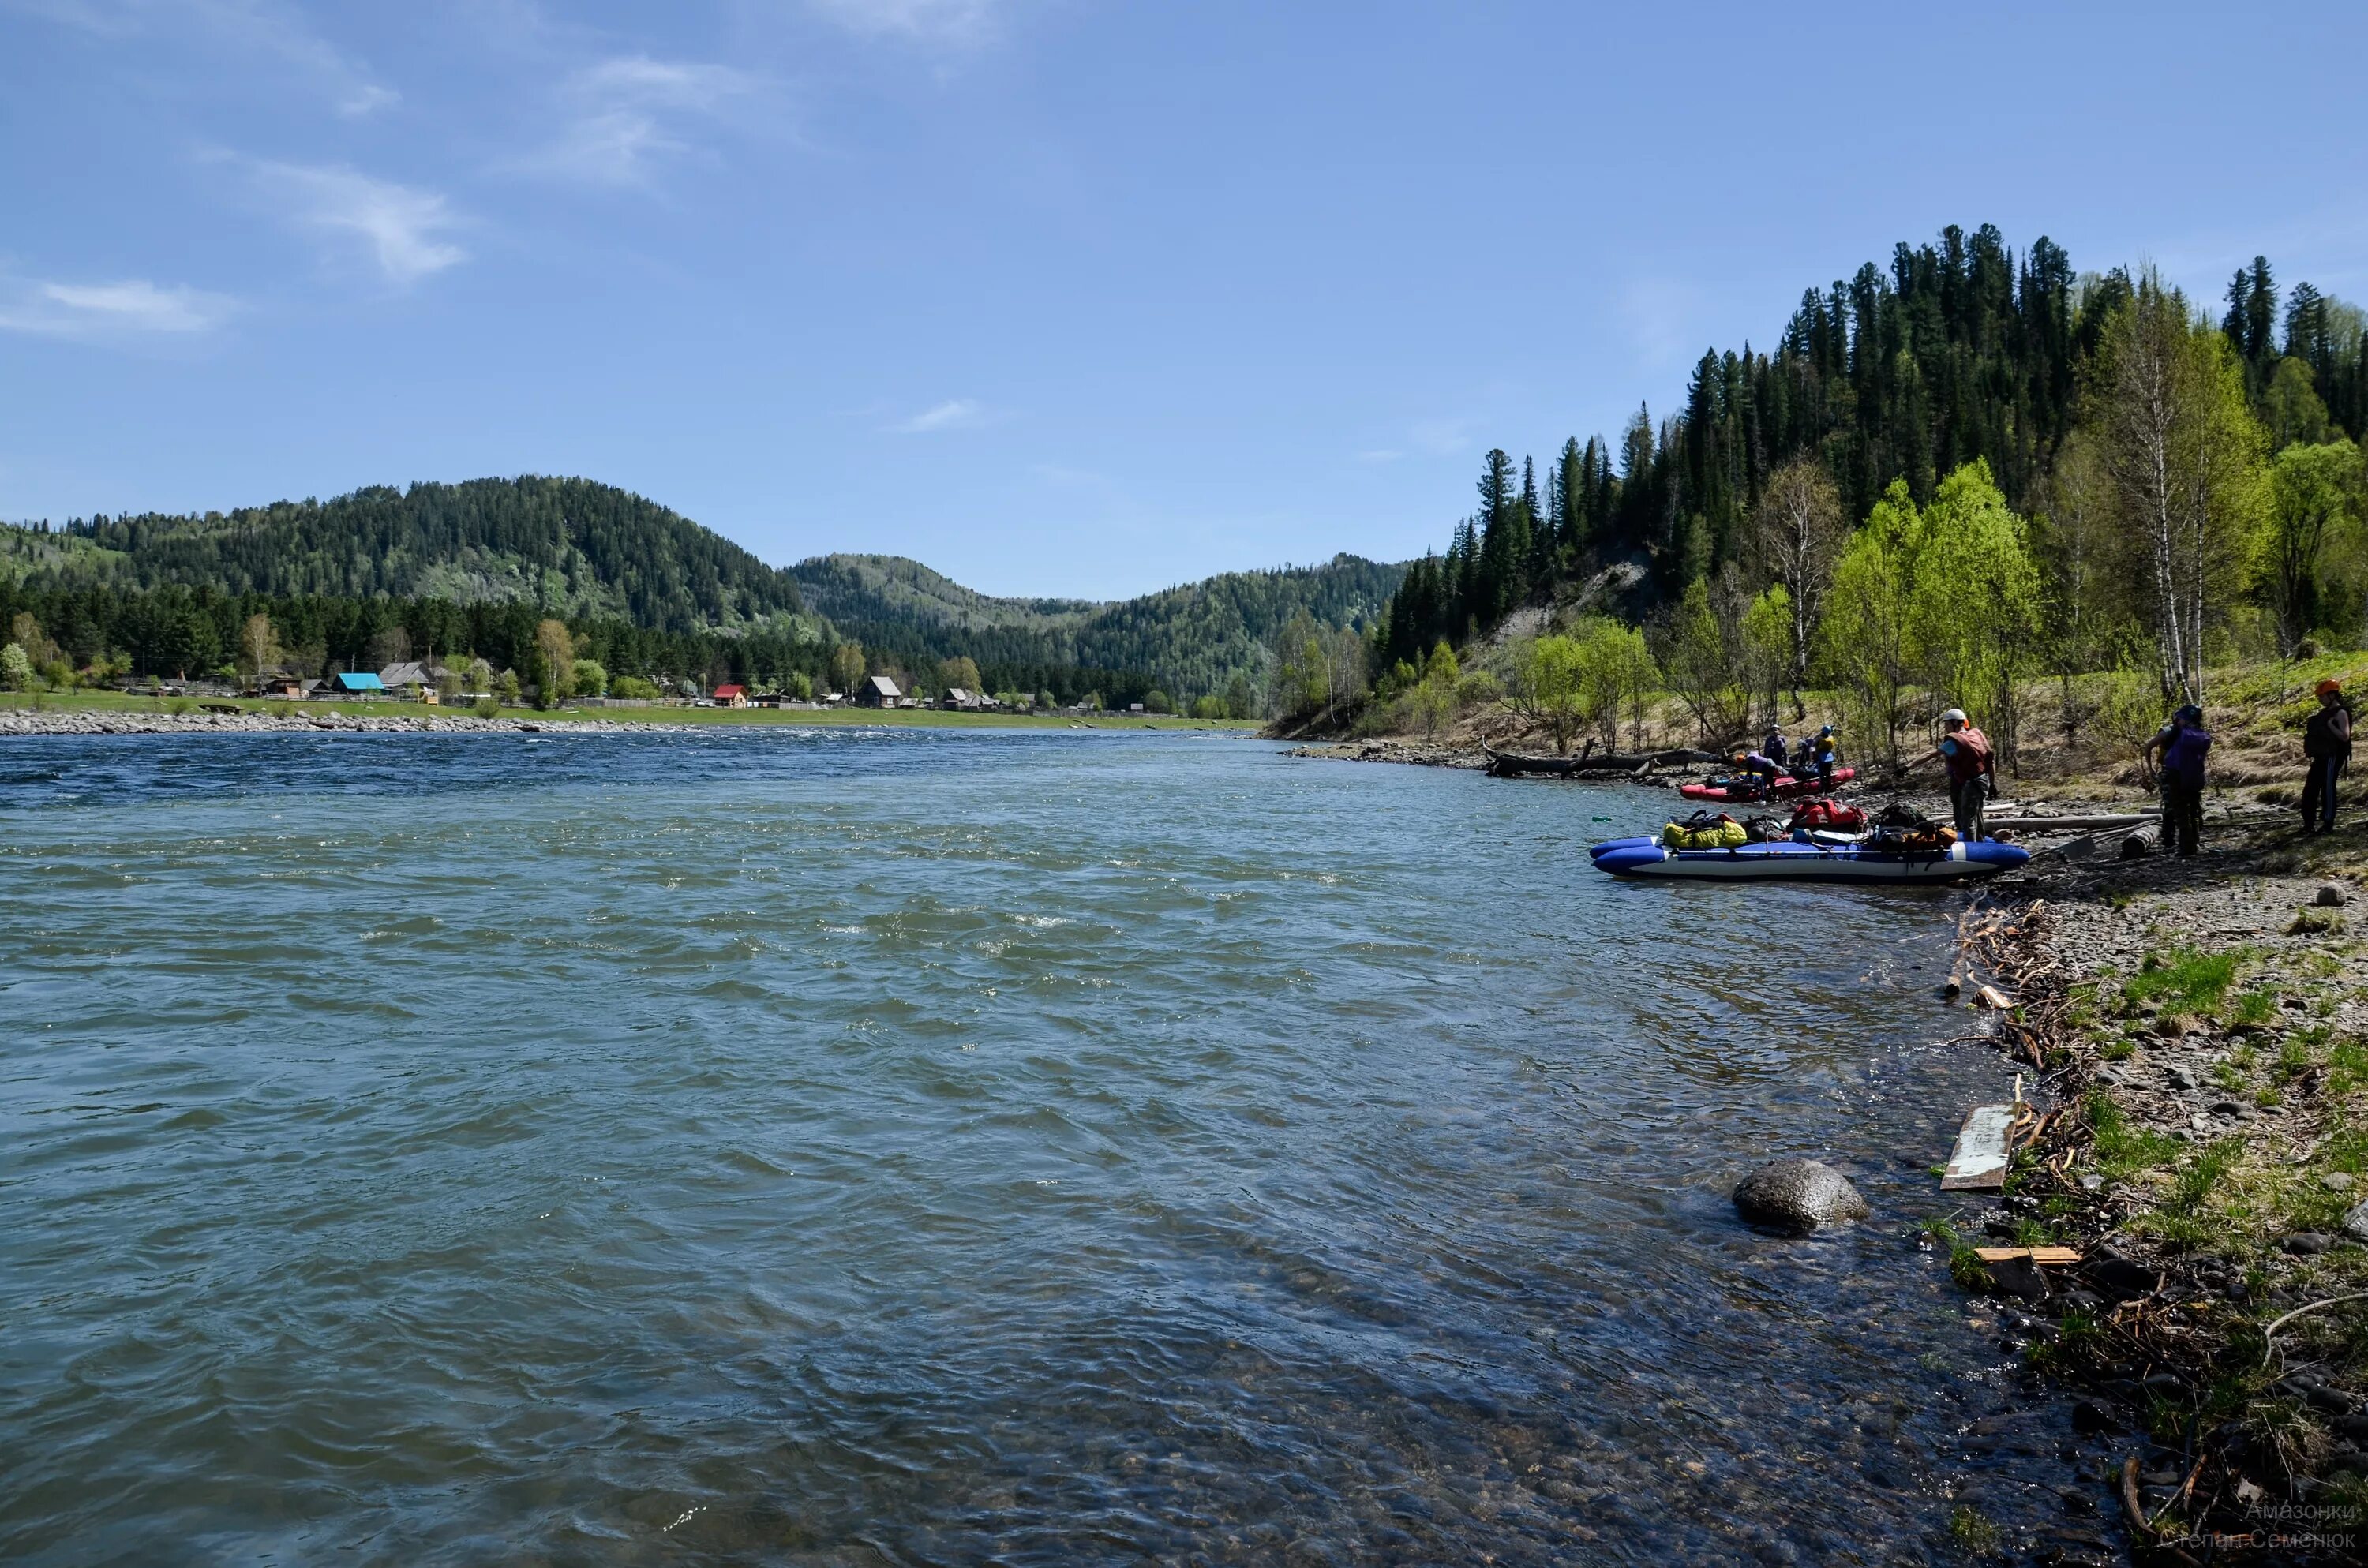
[[2085, 275, 2269, 701], [1744, 461, 1845, 716]]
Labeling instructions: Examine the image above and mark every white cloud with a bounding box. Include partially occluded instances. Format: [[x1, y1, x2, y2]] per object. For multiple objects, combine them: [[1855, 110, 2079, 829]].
[[0, 275, 236, 337], [250, 162, 466, 284], [895, 398, 988, 432], [21, 0, 396, 115], [806, 0, 1000, 43], [526, 54, 759, 187]]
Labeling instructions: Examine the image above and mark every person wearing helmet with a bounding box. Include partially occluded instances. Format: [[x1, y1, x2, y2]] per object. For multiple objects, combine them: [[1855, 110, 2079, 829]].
[[1935, 708, 1994, 841], [2302, 678, 2353, 834], [2145, 702, 2212, 856]]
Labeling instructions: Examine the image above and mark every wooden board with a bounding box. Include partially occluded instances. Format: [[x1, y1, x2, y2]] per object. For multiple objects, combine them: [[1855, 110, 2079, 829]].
[[1940, 1103, 2014, 1190], [1974, 1246, 2083, 1265]]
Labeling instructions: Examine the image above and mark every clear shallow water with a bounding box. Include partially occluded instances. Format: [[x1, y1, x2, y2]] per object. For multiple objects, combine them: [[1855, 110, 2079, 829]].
[[2, 731, 2093, 1564]]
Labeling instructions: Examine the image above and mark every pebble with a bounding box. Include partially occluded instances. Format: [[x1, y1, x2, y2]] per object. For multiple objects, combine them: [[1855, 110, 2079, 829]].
[[2317, 884, 2350, 907], [2325, 1172, 2357, 1192]]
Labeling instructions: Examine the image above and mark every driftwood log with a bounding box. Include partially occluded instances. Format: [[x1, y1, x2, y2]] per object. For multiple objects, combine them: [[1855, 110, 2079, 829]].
[[1484, 744, 1721, 778]]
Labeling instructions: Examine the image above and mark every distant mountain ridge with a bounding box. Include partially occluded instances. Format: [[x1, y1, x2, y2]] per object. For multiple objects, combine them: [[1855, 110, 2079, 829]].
[[9, 477, 806, 634], [2, 477, 1406, 699], [792, 551, 1407, 698]]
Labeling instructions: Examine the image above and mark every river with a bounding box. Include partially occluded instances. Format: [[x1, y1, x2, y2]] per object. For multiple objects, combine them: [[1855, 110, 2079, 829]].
[[0, 729, 2103, 1563]]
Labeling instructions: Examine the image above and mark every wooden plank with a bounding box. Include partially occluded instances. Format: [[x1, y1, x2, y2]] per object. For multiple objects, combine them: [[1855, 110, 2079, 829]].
[[1975, 984, 2014, 1010], [1940, 1103, 2015, 1190], [1974, 1246, 2083, 1265]]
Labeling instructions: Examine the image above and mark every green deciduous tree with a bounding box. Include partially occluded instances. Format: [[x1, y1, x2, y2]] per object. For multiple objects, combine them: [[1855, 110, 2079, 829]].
[[2085, 273, 2269, 701], [1740, 585, 1793, 732], [1650, 577, 1748, 745], [1907, 461, 2044, 767], [1817, 482, 1921, 767], [571, 657, 608, 698], [0, 642, 32, 691], [1504, 634, 1589, 754], [2261, 440, 2364, 655]]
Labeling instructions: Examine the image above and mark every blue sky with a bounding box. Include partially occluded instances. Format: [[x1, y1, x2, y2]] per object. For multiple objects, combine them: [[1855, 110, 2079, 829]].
[[5, 2, 2366, 600]]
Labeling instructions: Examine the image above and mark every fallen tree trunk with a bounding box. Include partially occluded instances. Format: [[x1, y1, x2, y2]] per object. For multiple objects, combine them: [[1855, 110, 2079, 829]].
[[1485, 745, 1720, 777], [1987, 811, 2161, 832]]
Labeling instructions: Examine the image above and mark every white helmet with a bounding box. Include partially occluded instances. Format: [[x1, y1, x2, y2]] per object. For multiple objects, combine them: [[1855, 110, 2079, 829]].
[[1939, 707, 1967, 725]]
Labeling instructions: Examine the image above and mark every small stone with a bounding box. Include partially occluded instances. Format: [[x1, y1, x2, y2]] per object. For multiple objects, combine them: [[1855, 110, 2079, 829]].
[[2164, 1064, 2200, 1091], [2317, 884, 2348, 908], [2284, 1232, 2335, 1256], [1731, 1159, 1870, 1234], [2324, 1172, 2357, 1192], [2079, 1173, 2106, 1192], [1988, 1252, 2048, 1301], [2343, 1200, 2368, 1244], [2070, 1400, 2116, 1435], [2085, 1255, 2159, 1300]]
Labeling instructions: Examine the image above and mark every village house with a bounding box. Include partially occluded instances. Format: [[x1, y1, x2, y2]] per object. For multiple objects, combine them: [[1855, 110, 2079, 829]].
[[323, 672, 386, 698], [713, 683, 750, 708], [940, 687, 990, 711], [377, 661, 455, 697], [855, 675, 904, 709]]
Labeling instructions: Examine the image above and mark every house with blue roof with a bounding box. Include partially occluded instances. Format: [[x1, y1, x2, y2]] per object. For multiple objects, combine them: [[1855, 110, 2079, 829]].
[[324, 672, 385, 697]]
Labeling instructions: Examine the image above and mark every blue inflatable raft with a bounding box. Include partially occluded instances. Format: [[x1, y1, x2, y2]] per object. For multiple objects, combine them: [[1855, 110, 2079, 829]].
[[1590, 835, 2029, 884]]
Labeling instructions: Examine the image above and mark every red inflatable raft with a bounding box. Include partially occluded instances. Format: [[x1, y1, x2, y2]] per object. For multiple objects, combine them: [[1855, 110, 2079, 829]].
[[1677, 766, 1857, 803]]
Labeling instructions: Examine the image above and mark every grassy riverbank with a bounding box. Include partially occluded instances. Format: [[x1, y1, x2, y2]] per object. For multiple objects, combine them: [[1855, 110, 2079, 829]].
[[1946, 811, 2368, 1557], [0, 690, 1256, 733]]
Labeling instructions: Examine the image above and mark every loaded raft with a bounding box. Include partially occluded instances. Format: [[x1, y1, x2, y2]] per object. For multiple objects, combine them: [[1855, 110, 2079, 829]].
[[1590, 790, 2031, 885]]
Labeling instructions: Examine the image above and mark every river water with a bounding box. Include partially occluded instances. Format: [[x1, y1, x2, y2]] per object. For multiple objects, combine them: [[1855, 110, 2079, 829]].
[[1, 730, 2104, 1564]]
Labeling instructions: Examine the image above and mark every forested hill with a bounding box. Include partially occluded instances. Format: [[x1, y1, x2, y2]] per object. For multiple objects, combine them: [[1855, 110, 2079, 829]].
[[796, 552, 1407, 700], [9, 477, 807, 633], [1373, 224, 2368, 670]]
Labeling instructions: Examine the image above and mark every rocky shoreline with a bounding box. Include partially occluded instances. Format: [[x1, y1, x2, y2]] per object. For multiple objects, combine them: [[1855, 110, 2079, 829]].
[[1941, 814, 2368, 1561]]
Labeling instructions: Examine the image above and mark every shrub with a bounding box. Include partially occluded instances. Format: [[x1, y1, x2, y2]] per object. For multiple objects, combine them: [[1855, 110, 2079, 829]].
[[472, 696, 500, 719]]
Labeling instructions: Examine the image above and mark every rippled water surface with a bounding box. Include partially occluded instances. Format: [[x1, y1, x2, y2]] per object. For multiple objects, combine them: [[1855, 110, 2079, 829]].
[[2, 730, 2096, 1563]]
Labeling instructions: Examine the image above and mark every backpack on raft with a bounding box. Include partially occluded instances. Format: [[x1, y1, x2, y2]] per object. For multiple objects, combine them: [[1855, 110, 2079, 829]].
[[1663, 810, 1748, 850], [1790, 798, 1868, 833], [1742, 814, 1789, 842]]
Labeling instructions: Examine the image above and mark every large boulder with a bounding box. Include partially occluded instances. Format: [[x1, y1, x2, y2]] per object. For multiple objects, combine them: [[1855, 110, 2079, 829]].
[[1732, 1159, 1869, 1233]]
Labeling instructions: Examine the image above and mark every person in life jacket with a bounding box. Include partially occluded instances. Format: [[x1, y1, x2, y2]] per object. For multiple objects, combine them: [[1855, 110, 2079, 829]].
[[2144, 702, 2212, 857], [2302, 678, 2352, 836], [1804, 724, 1839, 791], [1762, 726, 1790, 773], [1935, 709, 1995, 841]]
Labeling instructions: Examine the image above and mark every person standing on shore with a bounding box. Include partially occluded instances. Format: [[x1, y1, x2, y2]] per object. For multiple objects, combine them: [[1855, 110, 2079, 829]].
[[2302, 679, 2352, 835], [1805, 724, 1839, 792], [1935, 709, 1994, 841], [2145, 703, 2212, 857]]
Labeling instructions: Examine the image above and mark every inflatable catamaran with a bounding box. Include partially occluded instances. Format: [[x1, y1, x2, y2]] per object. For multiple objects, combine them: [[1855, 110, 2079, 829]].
[[1589, 835, 2029, 883]]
